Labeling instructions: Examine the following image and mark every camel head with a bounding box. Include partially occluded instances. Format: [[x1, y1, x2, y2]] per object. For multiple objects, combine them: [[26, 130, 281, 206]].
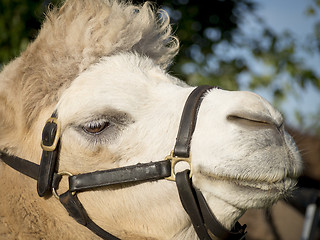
[[0, 0, 302, 239]]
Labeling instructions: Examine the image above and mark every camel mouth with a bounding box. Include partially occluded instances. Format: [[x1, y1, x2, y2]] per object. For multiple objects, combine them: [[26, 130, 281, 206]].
[[232, 176, 297, 193], [201, 172, 298, 193]]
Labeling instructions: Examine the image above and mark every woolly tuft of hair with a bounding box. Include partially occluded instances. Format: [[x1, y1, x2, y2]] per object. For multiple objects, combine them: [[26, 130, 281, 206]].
[[16, 0, 179, 127]]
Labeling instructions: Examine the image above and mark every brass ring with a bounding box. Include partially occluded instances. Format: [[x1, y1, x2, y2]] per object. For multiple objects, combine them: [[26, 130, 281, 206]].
[[165, 151, 193, 181], [52, 171, 74, 199]]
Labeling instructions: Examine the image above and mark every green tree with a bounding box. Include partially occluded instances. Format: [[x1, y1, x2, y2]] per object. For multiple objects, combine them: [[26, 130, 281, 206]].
[[148, 0, 320, 133], [0, 0, 60, 65]]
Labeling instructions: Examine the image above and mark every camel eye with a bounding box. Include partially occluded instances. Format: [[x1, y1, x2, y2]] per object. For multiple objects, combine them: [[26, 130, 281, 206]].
[[83, 121, 110, 135], [78, 112, 133, 144]]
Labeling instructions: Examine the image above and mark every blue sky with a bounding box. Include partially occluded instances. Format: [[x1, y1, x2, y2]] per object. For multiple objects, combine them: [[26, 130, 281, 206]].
[[245, 0, 320, 129]]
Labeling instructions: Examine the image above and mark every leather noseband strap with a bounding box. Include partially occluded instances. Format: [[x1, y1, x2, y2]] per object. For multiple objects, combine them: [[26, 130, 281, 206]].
[[68, 160, 171, 192], [0, 86, 246, 240], [173, 85, 211, 158]]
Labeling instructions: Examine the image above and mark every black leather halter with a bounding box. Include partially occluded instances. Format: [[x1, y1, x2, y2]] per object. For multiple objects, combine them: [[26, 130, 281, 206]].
[[0, 85, 246, 239]]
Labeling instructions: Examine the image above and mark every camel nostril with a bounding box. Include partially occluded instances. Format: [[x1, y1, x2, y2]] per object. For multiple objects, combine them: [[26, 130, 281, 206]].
[[227, 112, 282, 130]]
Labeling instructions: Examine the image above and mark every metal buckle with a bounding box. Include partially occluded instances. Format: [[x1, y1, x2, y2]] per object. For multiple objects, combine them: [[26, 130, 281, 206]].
[[52, 171, 74, 199], [165, 151, 193, 181], [41, 117, 61, 152]]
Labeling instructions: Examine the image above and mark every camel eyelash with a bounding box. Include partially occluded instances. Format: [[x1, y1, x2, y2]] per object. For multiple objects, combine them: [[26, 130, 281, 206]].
[[77, 115, 133, 145], [78, 121, 117, 145], [82, 112, 133, 127], [82, 120, 111, 135], [84, 119, 109, 128]]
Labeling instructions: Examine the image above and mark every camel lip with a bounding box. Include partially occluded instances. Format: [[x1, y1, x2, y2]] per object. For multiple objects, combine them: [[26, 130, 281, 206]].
[[234, 177, 297, 192], [200, 171, 298, 192]]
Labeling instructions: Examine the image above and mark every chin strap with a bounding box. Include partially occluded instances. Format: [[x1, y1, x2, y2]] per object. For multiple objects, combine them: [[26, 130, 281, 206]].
[[59, 190, 120, 240], [176, 170, 247, 240]]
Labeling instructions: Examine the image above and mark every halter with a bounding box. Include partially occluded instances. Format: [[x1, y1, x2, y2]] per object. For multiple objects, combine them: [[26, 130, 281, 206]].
[[0, 85, 246, 240]]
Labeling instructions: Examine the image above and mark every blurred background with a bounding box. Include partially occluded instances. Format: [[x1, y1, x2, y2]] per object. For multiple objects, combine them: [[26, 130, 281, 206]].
[[1, 0, 320, 133], [0, 0, 320, 239]]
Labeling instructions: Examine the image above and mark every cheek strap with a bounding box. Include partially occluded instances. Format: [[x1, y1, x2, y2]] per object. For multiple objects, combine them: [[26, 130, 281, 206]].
[[37, 111, 60, 197]]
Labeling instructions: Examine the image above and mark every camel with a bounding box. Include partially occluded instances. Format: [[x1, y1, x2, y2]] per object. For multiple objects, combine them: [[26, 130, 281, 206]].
[[0, 0, 302, 239]]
